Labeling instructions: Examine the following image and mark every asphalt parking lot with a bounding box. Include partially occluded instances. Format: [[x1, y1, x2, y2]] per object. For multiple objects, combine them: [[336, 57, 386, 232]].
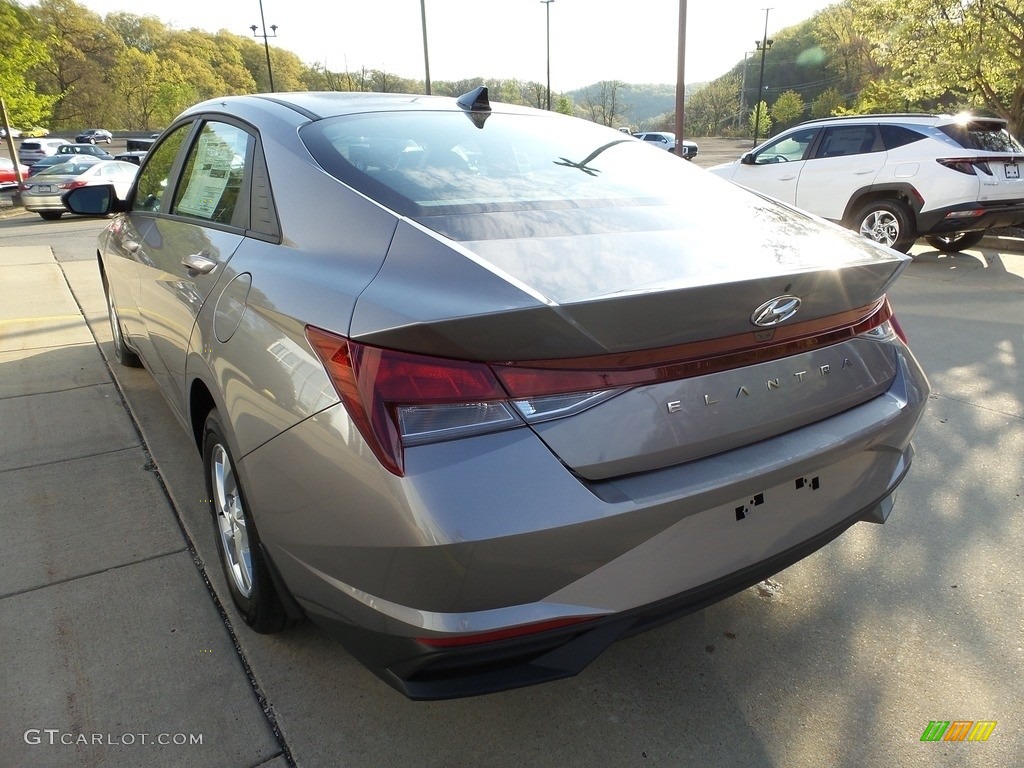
[[1, 139, 1022, 767]]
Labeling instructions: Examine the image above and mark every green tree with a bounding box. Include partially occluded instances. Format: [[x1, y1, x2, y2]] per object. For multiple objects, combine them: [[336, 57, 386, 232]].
[[105, 12, 169, 53], [770, 89, 806, 129], [0, 0, 57, 127], [854, 0, 1024, 135], [554, 94, 574, 116], [749, 100, 772, 139], [813, 1, 884, 99], [108, 46, 192, 129], [29, 0, 123, 128], [580, 80, 630, 127], [811, 86, 846, 118], [687, 76, 740, 136]]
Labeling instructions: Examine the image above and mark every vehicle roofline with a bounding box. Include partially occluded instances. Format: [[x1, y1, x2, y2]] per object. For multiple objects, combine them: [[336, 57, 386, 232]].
[[793, 112, 1006, 128]]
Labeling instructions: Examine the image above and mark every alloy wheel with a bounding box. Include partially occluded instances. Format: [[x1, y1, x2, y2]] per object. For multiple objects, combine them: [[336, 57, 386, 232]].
[[211, 444, 253, 597]]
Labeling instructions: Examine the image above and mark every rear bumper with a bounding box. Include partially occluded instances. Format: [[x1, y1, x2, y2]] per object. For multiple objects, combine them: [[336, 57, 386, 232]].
[[313, 480, 907, 700], [918, 200, 1024, 235], [246, 342, 930, 698]]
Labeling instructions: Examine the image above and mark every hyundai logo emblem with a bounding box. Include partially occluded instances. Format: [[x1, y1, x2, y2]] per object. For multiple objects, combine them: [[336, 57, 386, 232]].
[[751, 295, 802, 327]]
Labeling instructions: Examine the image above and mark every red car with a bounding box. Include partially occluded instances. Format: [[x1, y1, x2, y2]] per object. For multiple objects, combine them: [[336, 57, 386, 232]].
[[0, 157, 30, 189]]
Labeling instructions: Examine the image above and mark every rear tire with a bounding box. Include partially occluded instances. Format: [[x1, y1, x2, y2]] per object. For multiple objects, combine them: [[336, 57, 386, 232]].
[[39, 211, 62, 220], [924, 231, 985, 252], [203, 410, 290, 634], [853, 200, 916, 253]]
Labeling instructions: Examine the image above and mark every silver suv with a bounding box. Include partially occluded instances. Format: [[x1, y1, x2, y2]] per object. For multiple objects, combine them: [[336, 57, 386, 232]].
[[18, 138, 71, 166], [709, 114, 1024, 252]]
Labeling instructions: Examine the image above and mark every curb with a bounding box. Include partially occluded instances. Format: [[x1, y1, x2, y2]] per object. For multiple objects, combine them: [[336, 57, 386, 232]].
[[979, 234, 1024, 253]]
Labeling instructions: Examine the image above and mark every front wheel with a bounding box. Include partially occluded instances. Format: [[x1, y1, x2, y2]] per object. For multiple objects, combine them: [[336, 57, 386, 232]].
[[853, 200, 916, 253], [924, 231, 986, 252], [203, 410, 290, 634]]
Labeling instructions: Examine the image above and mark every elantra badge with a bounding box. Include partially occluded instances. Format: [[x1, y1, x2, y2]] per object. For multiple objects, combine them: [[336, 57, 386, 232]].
[[751, 295, 802, 327]]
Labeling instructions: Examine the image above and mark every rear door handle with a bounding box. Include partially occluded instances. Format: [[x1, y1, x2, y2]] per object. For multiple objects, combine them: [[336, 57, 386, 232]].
[[181, 252, 217, 274]]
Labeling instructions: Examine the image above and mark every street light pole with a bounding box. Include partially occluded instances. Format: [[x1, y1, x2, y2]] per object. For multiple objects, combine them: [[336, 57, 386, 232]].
[[421, 0, 431, 95], [752, 7, 773, 148], [541, 0, 554, 110], [251, 0, 277, 92]]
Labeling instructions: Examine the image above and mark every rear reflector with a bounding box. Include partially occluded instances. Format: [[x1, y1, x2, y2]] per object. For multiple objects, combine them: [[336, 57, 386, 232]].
[[416, 616, 599, 647]]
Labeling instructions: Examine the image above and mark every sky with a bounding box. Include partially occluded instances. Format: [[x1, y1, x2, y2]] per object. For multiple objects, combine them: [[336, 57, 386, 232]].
[[75, 0, 840, 90]]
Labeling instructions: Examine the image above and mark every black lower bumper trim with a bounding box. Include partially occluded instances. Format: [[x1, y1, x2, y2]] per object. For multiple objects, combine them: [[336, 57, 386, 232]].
[[917, 201, 1024, 235], [308, 486, 902, 700]]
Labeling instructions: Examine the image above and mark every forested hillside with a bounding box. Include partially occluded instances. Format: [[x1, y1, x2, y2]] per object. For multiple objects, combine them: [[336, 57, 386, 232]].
[[4, 0, 1024, 140]]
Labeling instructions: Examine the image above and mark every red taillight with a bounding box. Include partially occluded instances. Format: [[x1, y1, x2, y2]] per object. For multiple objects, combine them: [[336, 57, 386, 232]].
[[889, 313, 909, 344], [416, 616, 599, 647], [306, 327, 512, 476], [937, 157, 982, 176], [61, 180, 90, 190]]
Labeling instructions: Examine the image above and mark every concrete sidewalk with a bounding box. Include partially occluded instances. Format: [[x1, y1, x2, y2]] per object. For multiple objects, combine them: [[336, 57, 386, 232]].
[[0, 246, 289, 768]]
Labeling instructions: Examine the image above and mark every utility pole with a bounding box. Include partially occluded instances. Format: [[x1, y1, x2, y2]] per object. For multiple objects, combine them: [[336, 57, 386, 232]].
[[1, 97, 24, 206], [421, 0, 431, 95], [673, 1, 687, 156], [753, 7, 773, 147], [541, 0, 554, 110]]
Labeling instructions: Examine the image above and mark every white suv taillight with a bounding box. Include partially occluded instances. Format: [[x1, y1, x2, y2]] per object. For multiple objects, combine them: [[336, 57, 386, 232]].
[[937, 157, 991, 176]]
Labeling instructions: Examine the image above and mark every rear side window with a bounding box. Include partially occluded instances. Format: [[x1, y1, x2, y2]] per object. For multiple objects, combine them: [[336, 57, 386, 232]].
[[880, 125, 926, 150], [815, 125, 879, 158], [171, 122, 254, 226], [938, 121, 1024, 153]]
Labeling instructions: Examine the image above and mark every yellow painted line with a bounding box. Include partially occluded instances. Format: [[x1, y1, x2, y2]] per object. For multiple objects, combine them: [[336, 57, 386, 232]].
[[0, 314, 83, 326]]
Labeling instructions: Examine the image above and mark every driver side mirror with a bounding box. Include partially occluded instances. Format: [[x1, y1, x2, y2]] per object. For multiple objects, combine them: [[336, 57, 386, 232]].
[[740, 152, 756, 166], [62, 184, 128, 216]]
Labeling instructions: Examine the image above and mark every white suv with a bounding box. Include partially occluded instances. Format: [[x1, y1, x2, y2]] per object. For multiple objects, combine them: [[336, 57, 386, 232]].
[[708, 114, 1024, 252], [633, 131, 699, 160], [18, 138, 72, 166]]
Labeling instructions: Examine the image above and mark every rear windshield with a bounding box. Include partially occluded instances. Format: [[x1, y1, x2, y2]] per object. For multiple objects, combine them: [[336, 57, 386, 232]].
[[938, 121, 1024, 153], [301, 110, 697, 217]]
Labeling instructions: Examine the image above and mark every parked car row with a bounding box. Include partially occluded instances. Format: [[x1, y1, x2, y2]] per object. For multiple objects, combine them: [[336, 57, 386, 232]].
[[20, 157, 138, 219], [5, 130, 145, 217], [1, 126, 49, 138]]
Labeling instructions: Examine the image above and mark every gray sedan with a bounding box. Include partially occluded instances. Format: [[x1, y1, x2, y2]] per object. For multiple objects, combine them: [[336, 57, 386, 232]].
[[64, 88, 929, 700], [22, 159, 137, 219]]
